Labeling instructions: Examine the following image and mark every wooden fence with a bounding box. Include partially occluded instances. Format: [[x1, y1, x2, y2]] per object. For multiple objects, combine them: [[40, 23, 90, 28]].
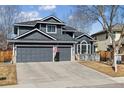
[[0, 50, 12, 63], [98, 51, 112, 61]]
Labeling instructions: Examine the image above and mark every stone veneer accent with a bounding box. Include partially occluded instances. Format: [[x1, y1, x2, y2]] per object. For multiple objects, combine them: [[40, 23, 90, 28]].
[[0, 64, 17, 86]]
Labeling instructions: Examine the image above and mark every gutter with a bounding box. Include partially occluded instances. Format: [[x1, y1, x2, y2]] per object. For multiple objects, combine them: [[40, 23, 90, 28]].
[[14, 22, 65, 27], [8, 40, 77, 44]]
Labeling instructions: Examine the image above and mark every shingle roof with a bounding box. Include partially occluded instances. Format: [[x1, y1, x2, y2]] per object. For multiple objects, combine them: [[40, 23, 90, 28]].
[[12, 27, 75, 41], [91, 31, 107, 37], [91, 25, 124, 37], [15, 20, 40, 26], [15, 16, 65, 26], [74, 31, 84, 37], [62, 26, 76, 31], [112, 24, 124, 31], [50, 34, 75, 41]]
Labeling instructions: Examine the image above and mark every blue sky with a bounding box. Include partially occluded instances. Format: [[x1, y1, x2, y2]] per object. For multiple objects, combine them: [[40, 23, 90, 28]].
[[19, 5, 102, 34]]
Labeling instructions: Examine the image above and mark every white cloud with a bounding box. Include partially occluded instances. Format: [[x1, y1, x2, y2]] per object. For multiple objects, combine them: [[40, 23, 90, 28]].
[[39, 5, 56, 11], [17, 11, 41, 22], [68, 15, 73, 20]]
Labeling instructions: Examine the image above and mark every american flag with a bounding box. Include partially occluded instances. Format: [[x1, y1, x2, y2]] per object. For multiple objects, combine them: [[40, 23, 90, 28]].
[[53, 47, 58, 53]]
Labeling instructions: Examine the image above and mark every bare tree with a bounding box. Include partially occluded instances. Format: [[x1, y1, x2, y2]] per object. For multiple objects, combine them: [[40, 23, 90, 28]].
[[74, 5, 124, 72], [0, 5, 20, 38], [16, 11, 40, 23], [66, 7, 96, 33], [0, 31, 8, 50]]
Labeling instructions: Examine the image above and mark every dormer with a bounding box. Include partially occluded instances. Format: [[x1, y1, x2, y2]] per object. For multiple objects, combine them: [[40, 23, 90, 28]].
[[14, 16, 65, 36], [62, 26, 77, 38], [46, 25, 57, 34], [37, 16, 65, 34]]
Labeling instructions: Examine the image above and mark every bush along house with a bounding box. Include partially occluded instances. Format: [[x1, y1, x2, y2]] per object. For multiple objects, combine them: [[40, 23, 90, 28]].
[[8, 16, 95, 63]]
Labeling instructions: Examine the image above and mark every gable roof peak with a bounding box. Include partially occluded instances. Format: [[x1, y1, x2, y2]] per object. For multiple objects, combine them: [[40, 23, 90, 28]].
[[14, 15, 65, 27], [40, 15, 64, 23]]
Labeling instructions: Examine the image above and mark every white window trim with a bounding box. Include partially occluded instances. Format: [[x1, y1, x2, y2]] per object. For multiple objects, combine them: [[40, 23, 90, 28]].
[[92, 44, 96, 54], [14, 27, 19, 36], [77, 44, 80, 54], [46, 25, 57, 34], [80, 44, 88, 54], [88, 44, 91, 54], [90, 44, 91, 54], [77, 40, 91, 54], [81, 40, 87, 44], [75, 34, 94, 40], [17, 27, 19, 36], [80, 40, 87, 54], [39, 24, 41, 30]]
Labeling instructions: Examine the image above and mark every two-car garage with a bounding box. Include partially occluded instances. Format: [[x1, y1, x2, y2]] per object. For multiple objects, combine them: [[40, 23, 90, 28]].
[[16, 46, 72, 63]]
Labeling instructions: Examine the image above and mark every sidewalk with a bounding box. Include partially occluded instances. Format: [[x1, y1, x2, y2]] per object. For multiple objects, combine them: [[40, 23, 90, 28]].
[[111, 77, 124, 83]]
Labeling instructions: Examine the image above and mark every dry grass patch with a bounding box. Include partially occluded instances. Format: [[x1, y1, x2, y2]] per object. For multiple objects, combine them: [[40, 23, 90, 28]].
[[79, 61, 124, 77]]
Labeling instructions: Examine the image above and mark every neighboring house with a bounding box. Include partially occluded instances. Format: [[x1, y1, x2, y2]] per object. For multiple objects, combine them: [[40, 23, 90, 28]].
[[8, 16, 95, 63], [91, 28, 122, 52], [118, 38, 124, 54]]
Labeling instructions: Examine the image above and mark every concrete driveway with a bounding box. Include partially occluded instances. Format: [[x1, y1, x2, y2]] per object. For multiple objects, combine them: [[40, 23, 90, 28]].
[[4, 62, 117, 88]]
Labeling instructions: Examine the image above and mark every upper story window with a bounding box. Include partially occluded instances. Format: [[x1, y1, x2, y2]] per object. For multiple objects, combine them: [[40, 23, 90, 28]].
[[46, 25, 57, 33], [14, 27, 19, 35]]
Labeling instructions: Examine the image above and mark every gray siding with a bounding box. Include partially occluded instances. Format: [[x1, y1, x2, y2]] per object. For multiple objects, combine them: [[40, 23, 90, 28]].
[[18, 31, 53, 41], [57, 25, 62, 35], [40, 24, 62, 35], [40, 24, 46, 32], [43, 18, 61, 23], [16, 46, 53, 62], [18, 26, 34, 35], [16, 23, 62, 39], [17, 24, 62, 36]]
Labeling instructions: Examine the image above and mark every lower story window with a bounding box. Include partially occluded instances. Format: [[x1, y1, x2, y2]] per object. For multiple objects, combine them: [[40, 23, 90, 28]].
[[77, 44, 80, 54], [88, 44, 91, 54], [77, 44, 91, 54], [81, 44, 87, 54]]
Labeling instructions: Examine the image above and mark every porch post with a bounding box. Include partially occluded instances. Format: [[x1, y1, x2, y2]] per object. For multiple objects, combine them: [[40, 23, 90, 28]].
[[14, 46, 17, 63], [71, 45, 75, 62], [53, 46, 55, 62], [86, 44, 88, 54], [12, 44, 16, 64], [80, 44, 81, 54], [89, 44, 91, 54]]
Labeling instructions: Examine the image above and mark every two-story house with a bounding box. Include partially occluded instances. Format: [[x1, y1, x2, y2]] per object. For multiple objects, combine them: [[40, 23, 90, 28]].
[[91, 27, 122, 52], [8, 16, 95, 63]]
